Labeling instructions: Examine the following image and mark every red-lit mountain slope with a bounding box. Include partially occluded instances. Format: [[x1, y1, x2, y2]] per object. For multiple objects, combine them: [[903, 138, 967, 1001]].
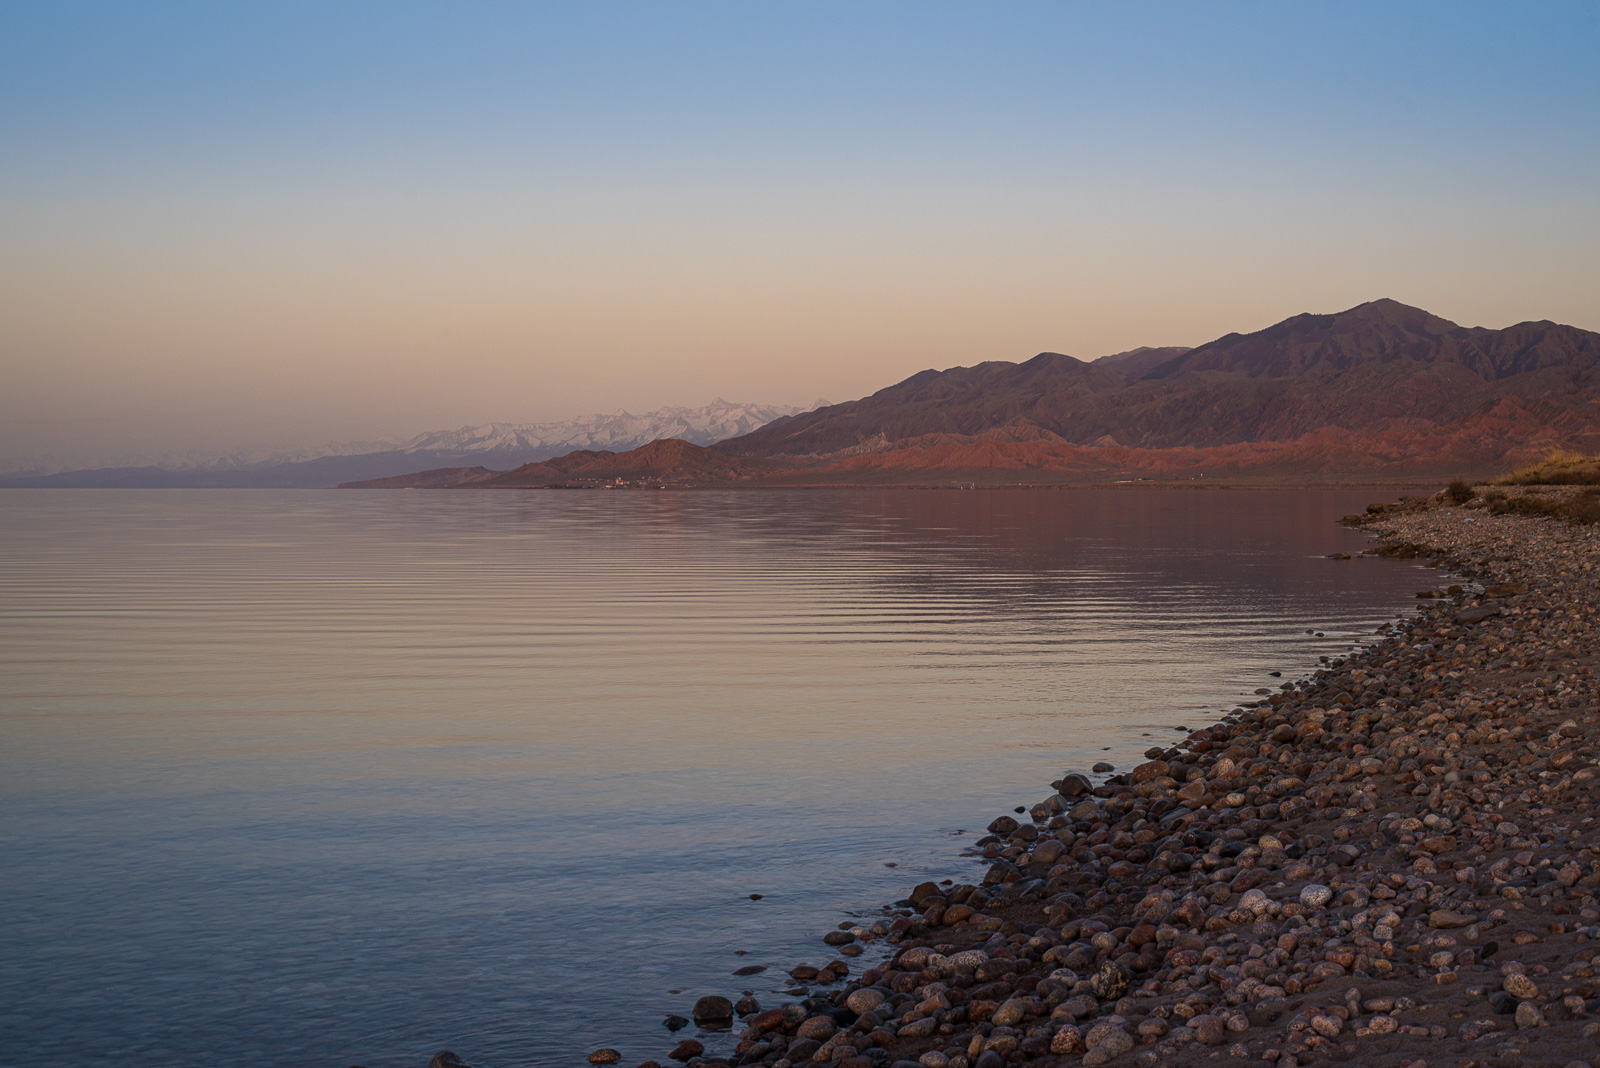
[[718, 300, 1600, 475]]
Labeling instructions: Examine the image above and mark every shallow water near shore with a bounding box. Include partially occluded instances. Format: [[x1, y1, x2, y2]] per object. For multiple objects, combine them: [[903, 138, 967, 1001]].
[[0, 487, 1429, 1068]]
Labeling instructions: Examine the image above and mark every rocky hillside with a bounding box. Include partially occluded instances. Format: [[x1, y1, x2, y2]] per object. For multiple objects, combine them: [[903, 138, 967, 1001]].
[[719, 301, 1600, 479], [342, 439, 779, 489]]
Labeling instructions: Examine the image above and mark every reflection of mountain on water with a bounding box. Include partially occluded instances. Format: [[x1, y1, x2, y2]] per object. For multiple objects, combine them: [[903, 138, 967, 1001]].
[[494, 487, 1421, 700], [647, 485, 1404, 595]]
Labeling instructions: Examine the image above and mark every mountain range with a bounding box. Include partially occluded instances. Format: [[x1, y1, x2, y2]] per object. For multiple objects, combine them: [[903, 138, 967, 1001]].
[[0, 399, 815, 488], [344, 299, 1600, 489]]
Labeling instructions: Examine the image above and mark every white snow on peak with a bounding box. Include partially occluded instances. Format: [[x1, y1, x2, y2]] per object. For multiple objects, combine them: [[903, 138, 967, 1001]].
[[397, 399, 816, 455]]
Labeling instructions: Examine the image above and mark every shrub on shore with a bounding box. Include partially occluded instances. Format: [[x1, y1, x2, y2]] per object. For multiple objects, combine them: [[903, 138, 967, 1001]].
[[1444, 478, 1475, 504], [1498, 449, 1600, 485]]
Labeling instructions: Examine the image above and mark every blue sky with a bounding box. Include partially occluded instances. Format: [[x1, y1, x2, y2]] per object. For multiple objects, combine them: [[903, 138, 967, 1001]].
[[2, 2, 1597, 464]]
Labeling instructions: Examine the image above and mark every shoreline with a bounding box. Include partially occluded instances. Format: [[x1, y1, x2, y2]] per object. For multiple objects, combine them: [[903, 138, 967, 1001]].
[[338, 479, 1461, 493], [598, 487, 1600, 1068]]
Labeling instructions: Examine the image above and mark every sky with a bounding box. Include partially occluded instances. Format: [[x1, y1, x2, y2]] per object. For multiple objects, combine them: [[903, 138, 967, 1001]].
[[2, 2, 1598, 469]]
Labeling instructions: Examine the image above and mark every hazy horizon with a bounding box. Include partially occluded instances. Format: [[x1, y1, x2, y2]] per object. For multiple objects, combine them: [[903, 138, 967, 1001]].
[[0, 395, 825, 476], [4, 2, 1597, 467]]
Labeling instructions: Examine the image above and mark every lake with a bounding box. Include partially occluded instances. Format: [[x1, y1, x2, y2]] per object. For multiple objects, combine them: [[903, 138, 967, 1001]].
[[0, 487, 1427, 1067]]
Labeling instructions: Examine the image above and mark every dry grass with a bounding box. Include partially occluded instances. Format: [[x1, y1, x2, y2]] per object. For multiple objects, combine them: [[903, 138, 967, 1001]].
[[1499, 449, 1600, 485], [1486, 487, 1600, 524]]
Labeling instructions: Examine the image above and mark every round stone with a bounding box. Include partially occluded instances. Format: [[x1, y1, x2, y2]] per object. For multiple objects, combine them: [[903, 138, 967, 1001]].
[[990, 999, 1025, 1027], [1310, 1014, 1343, 1038], [797, 1016, 837, 1041], [1085, 1022, 1124, 1048], [1504, 973, 1540, 1000], [1050, 1026, 1085, 1055], [1299, 884, 1333, 909], [897, 947, 930, 968], [1032, 839, 1066, 865], [692, 995, 734, 1024], [750, 1008, 787, 1031], [1190, 1014, 1227, 1045], [945, 949, 988, 971], [1239, 888, 1271, 915], [845, 988, 886, 1015], [667, 1040, 704, 1062], [1082, 1031, 1133, 1065], [588, 1050, 621, 1065]]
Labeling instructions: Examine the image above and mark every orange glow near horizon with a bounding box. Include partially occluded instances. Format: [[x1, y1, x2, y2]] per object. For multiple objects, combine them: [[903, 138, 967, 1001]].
[[2, 4, 1597, 467]]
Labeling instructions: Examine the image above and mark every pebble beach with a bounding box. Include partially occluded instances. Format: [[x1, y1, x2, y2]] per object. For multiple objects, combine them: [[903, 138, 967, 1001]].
[[477, 486, 1600, 1068]]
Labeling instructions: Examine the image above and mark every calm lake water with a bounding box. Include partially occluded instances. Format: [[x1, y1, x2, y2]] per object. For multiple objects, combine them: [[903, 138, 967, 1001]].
[[0, 487, 1427, 1068]]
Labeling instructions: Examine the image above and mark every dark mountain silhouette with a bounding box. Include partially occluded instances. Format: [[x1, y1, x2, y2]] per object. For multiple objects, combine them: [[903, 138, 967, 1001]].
[[718, 352, 1125, 459], [1147, 298, 1593, 380], [716, 300, 1600, 472]]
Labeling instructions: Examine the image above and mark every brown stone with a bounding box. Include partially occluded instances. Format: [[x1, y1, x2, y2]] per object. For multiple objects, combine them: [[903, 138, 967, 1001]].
[[749, 1008, 786, 1031], [1132, 759, 1170, 784], [967, 999, 999, 1022], [1503, 973, 1539, 1000], [1191, 1014, 1227, 1045], [691, 996, 733, 1024]]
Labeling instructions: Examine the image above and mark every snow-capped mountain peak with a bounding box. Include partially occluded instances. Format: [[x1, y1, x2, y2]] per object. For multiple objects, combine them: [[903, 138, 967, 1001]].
[[397, 399, 818, 456]]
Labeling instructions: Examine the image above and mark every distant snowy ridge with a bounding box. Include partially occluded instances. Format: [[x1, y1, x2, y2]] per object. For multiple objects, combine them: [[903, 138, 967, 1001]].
[[399, 398, 822, 457], [1, 399, 824, 479]]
